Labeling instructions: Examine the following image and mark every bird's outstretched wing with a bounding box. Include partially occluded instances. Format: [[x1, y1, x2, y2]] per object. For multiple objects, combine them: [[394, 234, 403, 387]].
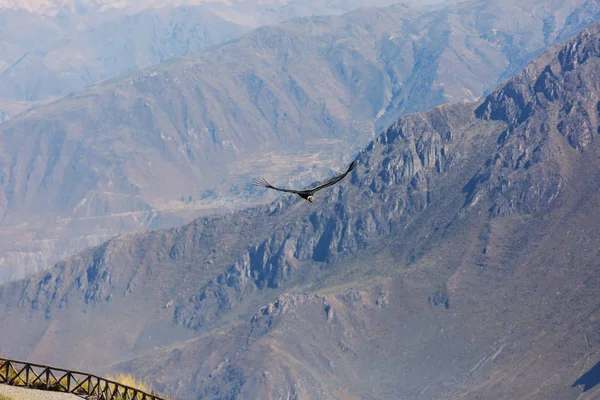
[[308, 160, 356, 193], [252, 177, 302, 194]]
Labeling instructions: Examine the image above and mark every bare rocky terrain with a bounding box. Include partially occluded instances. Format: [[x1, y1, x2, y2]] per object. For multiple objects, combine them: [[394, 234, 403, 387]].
[[1, 20, 600, 399], [1, 0, 600, 283], [0, 5, 246, 103], [0, 0, 418, 104]]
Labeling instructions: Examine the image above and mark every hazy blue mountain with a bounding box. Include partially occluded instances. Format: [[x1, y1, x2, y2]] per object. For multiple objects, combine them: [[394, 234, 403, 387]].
[[0, 0, 598, 284], [0, 5, 246, 102], [0, 99, 41, 124], [0, 0, 427, 103], [0, 8, 64, 75], [1, 20, 600, 399], [0, 0, 451, 19]]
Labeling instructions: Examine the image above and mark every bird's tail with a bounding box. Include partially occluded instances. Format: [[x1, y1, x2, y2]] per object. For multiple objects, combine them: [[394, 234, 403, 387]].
[[252, 177, 271, 188]]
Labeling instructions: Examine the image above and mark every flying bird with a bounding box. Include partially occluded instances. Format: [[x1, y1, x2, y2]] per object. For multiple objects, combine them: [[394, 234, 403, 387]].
[[253, 161, 356, 203]]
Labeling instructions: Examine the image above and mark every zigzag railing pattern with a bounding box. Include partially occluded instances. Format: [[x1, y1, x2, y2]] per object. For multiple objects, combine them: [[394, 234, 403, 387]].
[[0, 358, 166, 400]]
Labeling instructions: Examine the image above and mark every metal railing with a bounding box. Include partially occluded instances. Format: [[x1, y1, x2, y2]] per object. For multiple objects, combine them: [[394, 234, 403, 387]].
[[0, 358, 166, 400]]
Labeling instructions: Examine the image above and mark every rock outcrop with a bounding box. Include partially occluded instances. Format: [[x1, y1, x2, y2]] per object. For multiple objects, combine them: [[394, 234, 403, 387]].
[[2, 17, 600, 400]]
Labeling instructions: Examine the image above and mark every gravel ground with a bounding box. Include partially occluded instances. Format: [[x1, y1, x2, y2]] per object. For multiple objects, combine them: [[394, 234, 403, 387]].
[[0, 384, 81, 400]]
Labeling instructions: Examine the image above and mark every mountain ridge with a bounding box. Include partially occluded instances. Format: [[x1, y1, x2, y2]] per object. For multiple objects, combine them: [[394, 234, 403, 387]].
[[2, 0, 600, 284], [2, 19, 600, 399]]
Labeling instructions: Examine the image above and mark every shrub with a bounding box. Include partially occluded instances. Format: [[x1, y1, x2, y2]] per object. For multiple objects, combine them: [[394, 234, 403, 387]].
[[105, 373, 166, 399]]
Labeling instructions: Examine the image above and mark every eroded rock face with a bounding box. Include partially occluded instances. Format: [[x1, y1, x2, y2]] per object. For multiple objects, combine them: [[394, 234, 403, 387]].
[[16, 20, 600, 334], [2, 0, 600, 286], [158, 25, 600, 399], [466, 26, 600, 217], [2, 19, 600, 400], [172, 20, 600, 327], [172, 105, 469, 330]]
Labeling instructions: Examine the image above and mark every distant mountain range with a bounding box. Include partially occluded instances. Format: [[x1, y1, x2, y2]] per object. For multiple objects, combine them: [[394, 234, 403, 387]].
[[1, 0, 600, 284], [0, 0, 449, 104], [1, 19, 600, 400], [0, 4, 247, 104], [0, 0, 452, 17]]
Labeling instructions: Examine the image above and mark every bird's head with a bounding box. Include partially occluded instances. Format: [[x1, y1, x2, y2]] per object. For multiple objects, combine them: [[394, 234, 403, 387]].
[[307, 195, 314, 203]]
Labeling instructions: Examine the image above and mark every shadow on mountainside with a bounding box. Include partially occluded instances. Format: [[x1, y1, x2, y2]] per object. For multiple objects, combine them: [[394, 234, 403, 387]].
[[573, 361, 600, 392]]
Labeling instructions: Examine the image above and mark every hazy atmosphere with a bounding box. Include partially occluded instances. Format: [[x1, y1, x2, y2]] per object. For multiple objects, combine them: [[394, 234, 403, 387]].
[[0, 0, 599, 399]]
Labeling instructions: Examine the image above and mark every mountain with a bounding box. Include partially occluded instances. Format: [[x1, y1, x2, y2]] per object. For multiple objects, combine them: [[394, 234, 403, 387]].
[[0, 0, 450, 18], [0, 8, 65, 84], [2, 0, 597, 104], [0, 5, 247, 102], [1, 0, 600, 284], [0, 0, 456, 105], [0, 99, 40, 123], [2, 20, 600, 399], [0, 0, 431, 103]]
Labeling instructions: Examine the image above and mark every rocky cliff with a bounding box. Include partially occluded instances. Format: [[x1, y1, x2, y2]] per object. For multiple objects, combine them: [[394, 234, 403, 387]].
[[1, 19, 600, 400], [2, 0, 600, 284]]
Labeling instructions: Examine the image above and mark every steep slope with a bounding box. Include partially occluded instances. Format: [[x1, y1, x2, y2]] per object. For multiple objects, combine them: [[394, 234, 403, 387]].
[[0, 1, 427, 103], [2, 0, 600, 284], [0, 0, 415, 103], [0, 8, 65, 77], [0, 5, 246, 102], [0, 99, 41, 124], [2, 20, 600, 400]]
